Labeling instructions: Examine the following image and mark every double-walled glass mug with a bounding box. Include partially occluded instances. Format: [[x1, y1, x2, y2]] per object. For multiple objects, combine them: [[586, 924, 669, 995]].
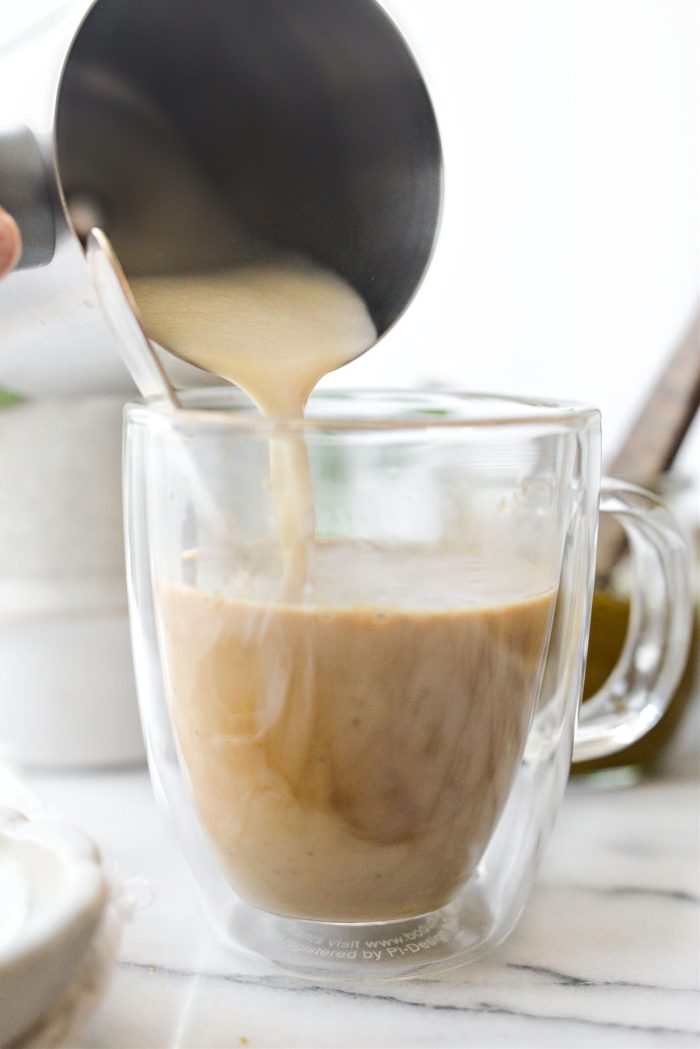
[[125, 390, 691, 980]]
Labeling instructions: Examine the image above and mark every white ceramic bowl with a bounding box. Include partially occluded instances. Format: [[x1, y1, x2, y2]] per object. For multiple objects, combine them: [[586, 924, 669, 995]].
[[0, 809, 108, 1048]]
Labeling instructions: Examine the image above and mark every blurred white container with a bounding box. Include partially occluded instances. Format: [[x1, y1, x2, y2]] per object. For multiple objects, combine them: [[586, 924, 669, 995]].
[[0, 395, 144, 766]]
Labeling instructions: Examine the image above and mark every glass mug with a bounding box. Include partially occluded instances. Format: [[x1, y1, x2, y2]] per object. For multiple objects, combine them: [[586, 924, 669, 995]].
[[125, 390, 691, 980]]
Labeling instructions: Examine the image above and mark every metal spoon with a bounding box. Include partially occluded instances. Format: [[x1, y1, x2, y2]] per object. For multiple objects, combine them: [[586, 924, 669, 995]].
[[86, 227, 181, 408], [87, 228, 229, 551]]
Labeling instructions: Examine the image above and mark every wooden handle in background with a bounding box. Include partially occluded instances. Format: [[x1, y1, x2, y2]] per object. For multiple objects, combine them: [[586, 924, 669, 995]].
[[597, 309, 700, 583]]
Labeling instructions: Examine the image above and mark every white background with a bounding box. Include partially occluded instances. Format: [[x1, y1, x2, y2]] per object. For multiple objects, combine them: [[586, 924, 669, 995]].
[[325, 0, 700, 473]]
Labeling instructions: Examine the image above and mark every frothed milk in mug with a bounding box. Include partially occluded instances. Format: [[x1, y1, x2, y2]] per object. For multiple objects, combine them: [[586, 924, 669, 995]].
[[133, 261, 556, 921]]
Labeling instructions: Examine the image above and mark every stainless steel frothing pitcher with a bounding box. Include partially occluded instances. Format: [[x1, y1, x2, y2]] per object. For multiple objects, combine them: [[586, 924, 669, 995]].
[[0, 0, 442, 396]]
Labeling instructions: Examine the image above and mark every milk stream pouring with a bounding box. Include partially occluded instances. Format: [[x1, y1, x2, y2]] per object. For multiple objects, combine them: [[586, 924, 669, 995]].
[[0, 0, 442, 766]]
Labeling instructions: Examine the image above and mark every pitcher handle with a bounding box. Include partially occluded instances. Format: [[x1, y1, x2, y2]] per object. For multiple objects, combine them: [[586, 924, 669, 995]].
[[0, 126, 55, 269]]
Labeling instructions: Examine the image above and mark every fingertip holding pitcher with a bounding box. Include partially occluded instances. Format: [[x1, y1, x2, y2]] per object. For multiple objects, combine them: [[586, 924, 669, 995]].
[[0, 206, 22, 277]]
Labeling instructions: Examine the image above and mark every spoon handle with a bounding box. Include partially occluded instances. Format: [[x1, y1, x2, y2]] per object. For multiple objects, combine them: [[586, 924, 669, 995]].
[[87, 228, 181, 408], [608, 310, 700, 481], [597, 309, 700, 581]]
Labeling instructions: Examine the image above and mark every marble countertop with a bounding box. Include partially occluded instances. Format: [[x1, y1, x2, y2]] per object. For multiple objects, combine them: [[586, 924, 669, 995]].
[[27, 700, 700, 1049]]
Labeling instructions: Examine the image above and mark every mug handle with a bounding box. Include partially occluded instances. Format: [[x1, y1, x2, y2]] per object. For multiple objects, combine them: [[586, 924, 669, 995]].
[[573, 477, 693, 763]]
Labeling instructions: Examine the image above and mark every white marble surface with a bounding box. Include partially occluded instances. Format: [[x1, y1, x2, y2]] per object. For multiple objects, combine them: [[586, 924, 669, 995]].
[[21, 693, 699, 1049]]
